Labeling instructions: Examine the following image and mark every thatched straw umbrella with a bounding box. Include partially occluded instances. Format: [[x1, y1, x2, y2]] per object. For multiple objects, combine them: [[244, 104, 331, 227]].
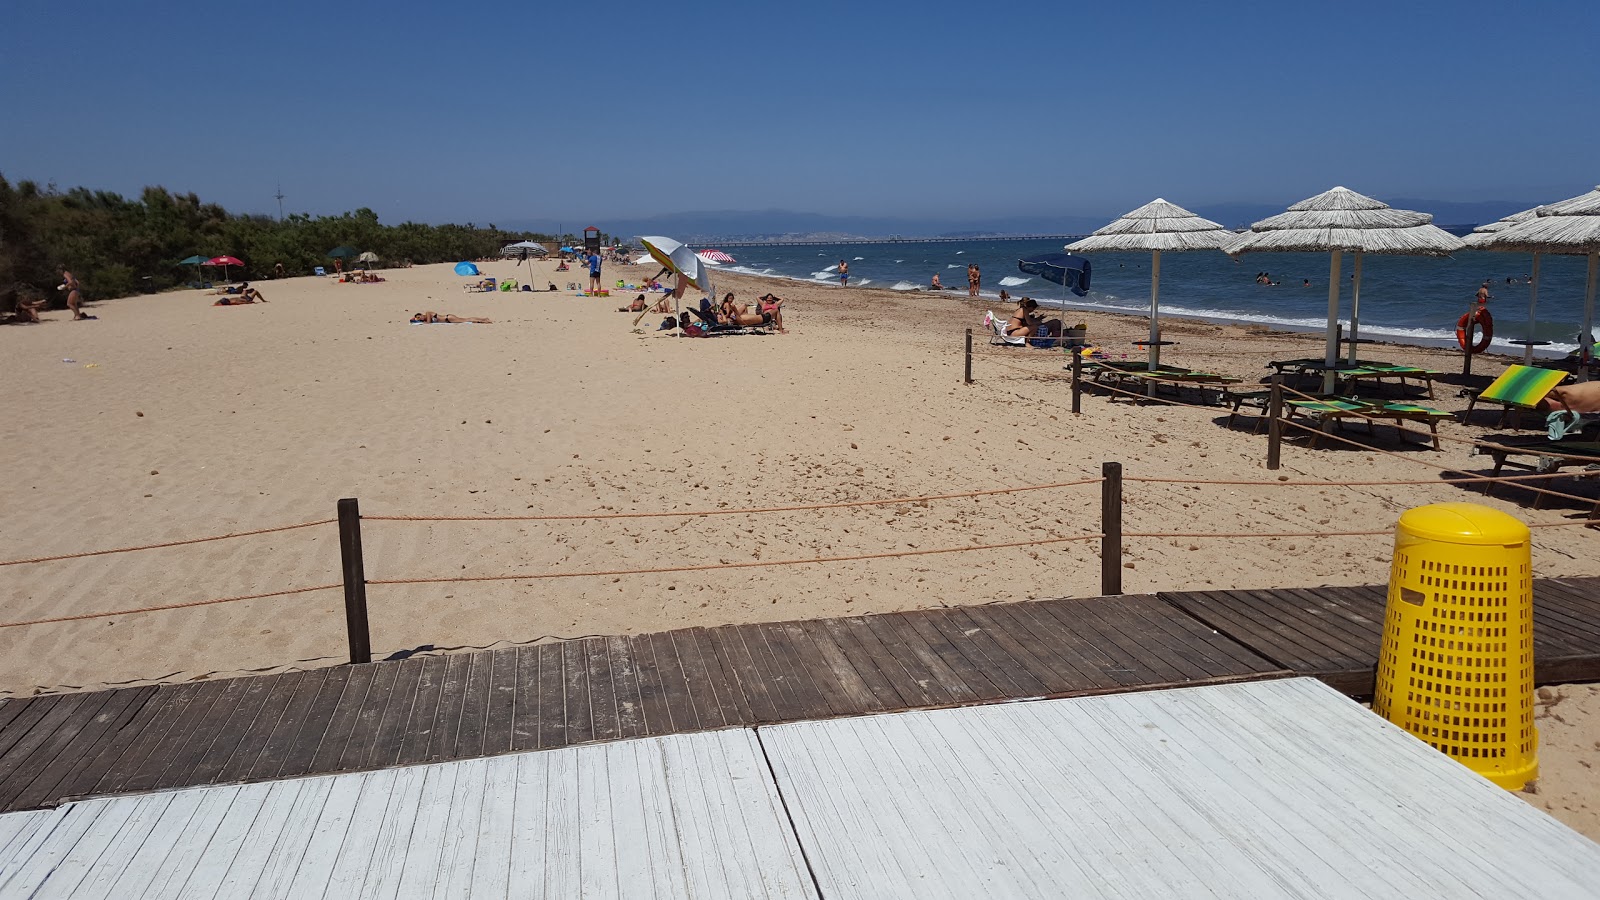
[[1067, 199, 1234, 373], [1225, 187, 1464, 391], [1465, 208, 1543, 362], [1478, 186, 1600, 378]]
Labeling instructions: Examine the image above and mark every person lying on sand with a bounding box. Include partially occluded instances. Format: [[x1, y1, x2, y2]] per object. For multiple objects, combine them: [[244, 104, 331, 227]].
[[410, 311, 492, 324], [215, 295, 262, 306], [620, 294, 669, 313]]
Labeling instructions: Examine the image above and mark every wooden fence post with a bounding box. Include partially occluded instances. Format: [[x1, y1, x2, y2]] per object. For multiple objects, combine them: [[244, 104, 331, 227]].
[[1101, 462, 1123, 596], [964, 329, 973, 384], [337, 497, 372, 665], [1071, 349, 1083, 415], [1267, 375, 1283, 471]]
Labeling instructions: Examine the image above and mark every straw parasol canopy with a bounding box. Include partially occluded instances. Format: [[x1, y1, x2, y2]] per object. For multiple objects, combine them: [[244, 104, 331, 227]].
[[1482, 186, 1600, 373], [1226, 187, 1464, 382], [1068, 199, 1234, 372]]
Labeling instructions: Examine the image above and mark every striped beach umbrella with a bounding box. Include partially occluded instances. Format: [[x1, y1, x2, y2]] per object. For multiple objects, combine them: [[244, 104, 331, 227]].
[[697, 249, 736, 265]]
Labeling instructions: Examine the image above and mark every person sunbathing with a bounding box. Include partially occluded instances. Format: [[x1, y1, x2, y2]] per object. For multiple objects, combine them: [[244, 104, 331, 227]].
[[3, 297, 46, 323], [410, 311, 492, 323], [759, 293, 787, 333], [214, 295, 261, 306], [931, 274, 944, 290], [1542, 382, 1600, 416], [620, 294, 649, 312], [1005, 297, 1061, 345], [719, 293, 774, 329]]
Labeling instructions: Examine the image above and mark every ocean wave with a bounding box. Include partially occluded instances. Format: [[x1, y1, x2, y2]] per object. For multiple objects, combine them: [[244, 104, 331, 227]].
[[853, 278, 871, 286], [821, 264, 838, 273], [998, 276, 1030, 287], [894, 259, 904, 264], [955, 251, 964, 255], [853, 256, 864, 261], [946, 264, 961, 269], [889, 281, 922, 291]]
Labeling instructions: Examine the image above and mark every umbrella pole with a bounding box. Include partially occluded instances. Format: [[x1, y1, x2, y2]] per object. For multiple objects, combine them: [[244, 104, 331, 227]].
[[1525, 254, 1541, 364], [1581, 251, 1598, 382], [1347, 251, 1363, 366], [1323, 250, 1342, 395], [1147, 251, 1162, 398]]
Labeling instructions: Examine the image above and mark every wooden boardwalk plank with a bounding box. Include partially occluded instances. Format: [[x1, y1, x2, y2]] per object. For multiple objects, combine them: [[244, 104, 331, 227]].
[[483, 647, 520, 755], [534, 642, 568, 749], [509, 645, 541, 752], [0, 576, 1594, 814], [246, 668, 333, 781], [603, 636, 647, 741], [393, 655, 448, 766], [454, 650, 495, 760], [583, 637, 623, 744], [358, 656, 426, 770], [274, 665, 354, 778], [560, 639, 595, 747], [4, 686, 155, 811]]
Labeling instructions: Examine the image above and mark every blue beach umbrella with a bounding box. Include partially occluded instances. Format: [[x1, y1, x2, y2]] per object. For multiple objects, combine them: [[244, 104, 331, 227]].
[[454, 261, 481, 276], [1017, 253, 1092, 297]]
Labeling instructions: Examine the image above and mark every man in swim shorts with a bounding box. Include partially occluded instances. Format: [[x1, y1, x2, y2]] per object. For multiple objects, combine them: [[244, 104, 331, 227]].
[[588, 250, 603, 294], [838, 260, 848, 287]]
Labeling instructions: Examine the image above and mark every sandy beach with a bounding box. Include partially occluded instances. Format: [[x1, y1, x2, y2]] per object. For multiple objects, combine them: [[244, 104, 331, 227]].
[[3, 257, 1596, 836]]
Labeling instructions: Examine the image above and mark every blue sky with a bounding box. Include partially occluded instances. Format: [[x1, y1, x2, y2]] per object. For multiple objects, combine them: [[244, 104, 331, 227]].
[[3, 0, 1596, 226]]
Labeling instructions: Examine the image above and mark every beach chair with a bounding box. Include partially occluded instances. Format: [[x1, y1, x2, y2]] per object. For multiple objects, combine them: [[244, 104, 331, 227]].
[[1267, 358, 1438, 397], [984, 311, 1027, 347], [1472, 436, 1600, 514], [1462, 364, 1570, 428], [1288, 398, 1451, 450], [462, 278, 497, 294], [313, 266, 327, 277]]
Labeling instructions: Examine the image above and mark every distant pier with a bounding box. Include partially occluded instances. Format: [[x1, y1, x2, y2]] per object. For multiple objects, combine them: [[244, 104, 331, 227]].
[[701, 235, 1090, 248]]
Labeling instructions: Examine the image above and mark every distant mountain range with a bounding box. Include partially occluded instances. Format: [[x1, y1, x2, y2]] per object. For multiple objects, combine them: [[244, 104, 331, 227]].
[[501, 199, 1534, 243]]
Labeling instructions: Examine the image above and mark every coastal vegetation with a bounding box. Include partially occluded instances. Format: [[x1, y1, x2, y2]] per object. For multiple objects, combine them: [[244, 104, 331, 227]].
[[0, 174, 557, 311]]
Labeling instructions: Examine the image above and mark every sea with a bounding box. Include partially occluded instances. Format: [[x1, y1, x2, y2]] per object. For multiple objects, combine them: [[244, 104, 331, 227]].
[[706, 238, 1595, 357]]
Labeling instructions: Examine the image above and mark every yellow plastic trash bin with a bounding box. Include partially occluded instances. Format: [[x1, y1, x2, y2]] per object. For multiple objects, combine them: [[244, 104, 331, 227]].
[[1372, 502, 1537, 790]]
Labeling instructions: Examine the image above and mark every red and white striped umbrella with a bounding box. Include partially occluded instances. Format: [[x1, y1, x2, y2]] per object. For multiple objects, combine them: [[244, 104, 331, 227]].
[[696, 249, 736, 265]]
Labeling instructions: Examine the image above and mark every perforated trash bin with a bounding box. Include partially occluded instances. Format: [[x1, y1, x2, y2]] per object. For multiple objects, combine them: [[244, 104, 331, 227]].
[[1372, 502, 1537, 790]]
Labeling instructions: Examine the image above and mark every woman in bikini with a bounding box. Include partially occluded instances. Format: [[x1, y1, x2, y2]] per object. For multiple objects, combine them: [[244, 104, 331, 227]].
[[759, 293, 787, 333]]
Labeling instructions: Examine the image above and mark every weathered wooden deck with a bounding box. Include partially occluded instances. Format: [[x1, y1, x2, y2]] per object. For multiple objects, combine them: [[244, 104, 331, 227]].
[[0, 578, 1595, 815]]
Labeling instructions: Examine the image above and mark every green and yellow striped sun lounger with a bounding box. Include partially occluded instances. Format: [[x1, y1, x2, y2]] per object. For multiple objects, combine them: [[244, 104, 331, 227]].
[[1464, 365, 1570, 428]]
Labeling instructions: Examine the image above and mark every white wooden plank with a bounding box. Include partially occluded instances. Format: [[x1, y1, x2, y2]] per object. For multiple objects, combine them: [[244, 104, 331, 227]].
[[0, 804, 113, 898], [431, 758, 490, 899], [392, 762, 460, 898], [315, 767, 401, 899], [466, 755, 518, 898], [758, 678, 1600, 900], [282, 771, 373, 897], [352, 765, 430, 900], [170, 782, 275, 900], [0, 728, 816, 899], [506, 752, 550, 895]]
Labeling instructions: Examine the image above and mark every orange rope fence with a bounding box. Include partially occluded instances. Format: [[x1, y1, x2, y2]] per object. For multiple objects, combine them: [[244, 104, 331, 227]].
[[365, 533, 1107, 586], [0, 582, 343, 630], [362, 478, 1105, 523], [0, 519, 338, 569]]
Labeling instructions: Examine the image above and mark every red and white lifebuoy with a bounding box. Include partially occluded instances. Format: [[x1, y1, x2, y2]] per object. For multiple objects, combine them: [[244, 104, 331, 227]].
[[1456, 307, 1493, 354]]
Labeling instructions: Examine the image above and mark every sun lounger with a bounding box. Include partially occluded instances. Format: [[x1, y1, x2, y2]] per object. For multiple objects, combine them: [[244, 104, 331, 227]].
[[1084, 361, 1240, 404], [984, 311, 1027, 347], [1462, 364, 1570, 428], [1267, 358, 1439, 398], [462, 278, 498, 294], [1471, 436, 1600, 513], [1288, 398, 1452, 450]]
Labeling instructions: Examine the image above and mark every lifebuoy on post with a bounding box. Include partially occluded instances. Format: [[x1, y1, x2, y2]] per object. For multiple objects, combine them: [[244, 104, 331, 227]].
[[1456, 307, 1493, 354]]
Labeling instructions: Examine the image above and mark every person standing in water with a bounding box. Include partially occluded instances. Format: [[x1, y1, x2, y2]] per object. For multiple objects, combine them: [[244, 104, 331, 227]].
[[838, 259, 849, 287], [968, 263, 980, 297], [1476, 280, 1493, 306]]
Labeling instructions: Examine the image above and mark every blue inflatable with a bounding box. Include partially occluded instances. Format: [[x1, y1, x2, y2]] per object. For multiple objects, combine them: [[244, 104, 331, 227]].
[[454, 261, 480, 276]]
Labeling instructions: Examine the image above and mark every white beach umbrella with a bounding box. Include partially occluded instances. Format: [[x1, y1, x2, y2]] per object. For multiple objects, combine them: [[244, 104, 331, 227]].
[[1225, 187, 1465, 390], [503, 240, 547, 257], [1481, 185, 1600, 377], [1465, 208, 1543, 362], [1068, 198, 1235, 372], [639, 235, 714, 298]]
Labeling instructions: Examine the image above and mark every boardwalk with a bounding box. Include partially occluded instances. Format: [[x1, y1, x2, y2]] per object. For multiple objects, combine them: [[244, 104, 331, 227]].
[[0, 579, 1594, 815]]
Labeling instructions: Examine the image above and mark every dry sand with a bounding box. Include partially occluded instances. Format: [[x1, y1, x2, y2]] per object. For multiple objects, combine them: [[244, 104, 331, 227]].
[[2, 258, 1596, 836]]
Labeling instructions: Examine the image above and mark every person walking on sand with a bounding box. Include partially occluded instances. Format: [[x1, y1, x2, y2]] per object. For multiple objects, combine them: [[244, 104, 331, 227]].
[[838, 260, 849, 287], [968, 263, 980, 297], [588, 249, 603, 294], [59, 268, 87, 320]]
